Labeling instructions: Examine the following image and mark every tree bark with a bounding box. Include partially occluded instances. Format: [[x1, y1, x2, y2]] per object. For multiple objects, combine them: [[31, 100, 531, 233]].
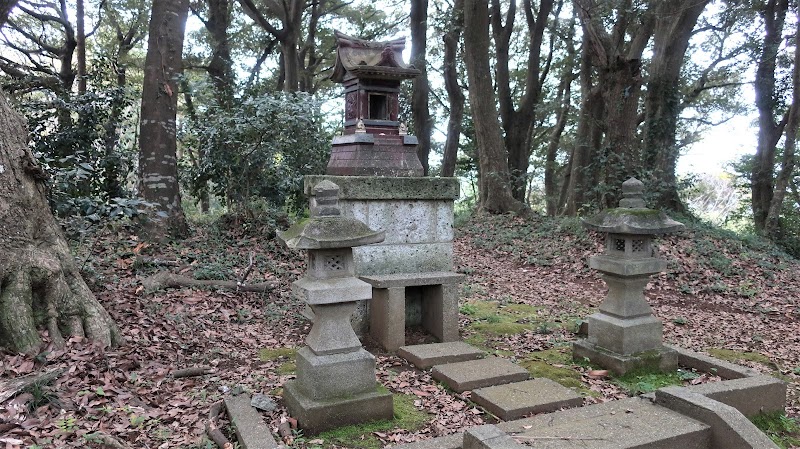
[[410, 0, 432, 175], [76, 0, 87, 94], [0, 93, 121, 354], [642, 0, 709, 212], [764, 6, 800, 238], [752, 0, 789, 232], [139, 0, 190, 237], [464, 0, 526, 214], [204, 0, 235, 106], [441, 0, 465, 178]]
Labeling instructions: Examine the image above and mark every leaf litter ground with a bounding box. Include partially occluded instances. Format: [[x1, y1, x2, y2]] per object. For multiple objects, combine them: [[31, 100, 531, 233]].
[[1, 212, 799, 448]]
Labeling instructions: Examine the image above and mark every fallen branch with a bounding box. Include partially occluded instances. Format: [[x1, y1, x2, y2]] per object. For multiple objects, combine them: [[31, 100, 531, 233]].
[[0, 368, 65, 403], [135, 256, 181, 267], [171, 366, 213, 379], [141, 272, 276, 293], [238, 252, 255, 285], [206, 401, 234, 449], [278, 420, 294, 445]]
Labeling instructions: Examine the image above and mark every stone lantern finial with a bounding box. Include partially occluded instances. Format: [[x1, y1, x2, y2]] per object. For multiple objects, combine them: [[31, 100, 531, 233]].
[[619, 177, 646, 208]]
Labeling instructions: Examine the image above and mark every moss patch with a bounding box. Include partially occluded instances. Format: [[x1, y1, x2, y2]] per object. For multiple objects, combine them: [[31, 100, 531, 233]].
[[259, 347, 297, 362], [314, 393, 429, 449], [519, 348, 596, 397], [706, 348, 775, 368], [751, 412, 800, 449], [461, 300, 547, 336]]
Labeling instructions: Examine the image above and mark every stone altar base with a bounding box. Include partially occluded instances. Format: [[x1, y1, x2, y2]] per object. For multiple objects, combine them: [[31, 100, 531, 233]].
[[573, 339, 677, 375], [282, 381, 393, 435]]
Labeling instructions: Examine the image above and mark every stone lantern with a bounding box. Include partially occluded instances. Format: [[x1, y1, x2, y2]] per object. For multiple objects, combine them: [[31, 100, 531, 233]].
[[277, 180, 393, 434], [573, 178, 684, 375], [327, 30, 423, 177]]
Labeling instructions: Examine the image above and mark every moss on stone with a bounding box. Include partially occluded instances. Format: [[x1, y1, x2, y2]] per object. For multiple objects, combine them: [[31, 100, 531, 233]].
[[520, 348, 596, 397], [315, 393, 429, 448], [462, 300, 547, 336], [706, 348, 774, 368]]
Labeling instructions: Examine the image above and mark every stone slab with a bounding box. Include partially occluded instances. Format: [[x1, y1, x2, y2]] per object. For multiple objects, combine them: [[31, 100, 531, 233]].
[[666, 344, 760, 379], [353, 243, 453, 276], [360, 271, 465, 288], [292, 277, 372, 305], [655, 386, 779, 449], [304, 175, 460, 200], [586, 313, 663, 355], [497, 397, 711, 449], [685, 375, 786, 417], [471, 379, 583, 421], [398, 342, 484, 369], [223, 394, 281, 449], [432, 357, 529, 393], [463, 425, 525, 449], [346, 200, 454, 245], [573, 339, 677, 375], [283, 380, 394, 435]]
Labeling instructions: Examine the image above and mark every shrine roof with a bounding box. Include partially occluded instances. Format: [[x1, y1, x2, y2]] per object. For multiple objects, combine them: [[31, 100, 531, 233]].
[[331, 30, 421, 83]]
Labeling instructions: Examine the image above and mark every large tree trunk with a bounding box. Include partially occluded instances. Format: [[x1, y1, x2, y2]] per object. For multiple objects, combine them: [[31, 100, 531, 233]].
[[464, 0, 526, 214], [205, 0, 234, 106], [410, 0, 432, 175], [642, 0, 708, 212], [441, 0, 465, 178], [0, 93, 122, 354], [752, 0, 789, 233], [139, 0, 190, 237]]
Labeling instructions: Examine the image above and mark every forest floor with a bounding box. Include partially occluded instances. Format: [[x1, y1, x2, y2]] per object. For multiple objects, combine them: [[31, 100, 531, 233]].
[[1, 211, 800, 449]]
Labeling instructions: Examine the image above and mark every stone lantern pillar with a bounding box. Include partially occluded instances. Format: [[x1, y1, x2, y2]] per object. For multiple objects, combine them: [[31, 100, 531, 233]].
[[573, 178, 684, 375], [277, 180, 394, 434]]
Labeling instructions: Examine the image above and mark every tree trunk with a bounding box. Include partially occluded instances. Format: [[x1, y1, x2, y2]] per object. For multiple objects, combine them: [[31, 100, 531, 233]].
[[752, 0, 789, 232], [76, 0, 87, 94], [205, 0, 234, 107], [0, 93, 121, 354], [464, 0, 526, 214], [765, 6, 800, 238], [410, 0, 432, 175], [441, 0, 465, 178], [642, 0, 708, 212], [139, 0, 190, 237]]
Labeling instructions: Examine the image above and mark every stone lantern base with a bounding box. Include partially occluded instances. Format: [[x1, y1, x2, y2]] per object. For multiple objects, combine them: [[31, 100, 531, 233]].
[[283, 347, 394, 435], [573, 339, 677, 375]]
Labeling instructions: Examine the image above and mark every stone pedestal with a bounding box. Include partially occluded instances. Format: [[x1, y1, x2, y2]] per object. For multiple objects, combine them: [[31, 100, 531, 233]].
[[304, 175, 462, 348]]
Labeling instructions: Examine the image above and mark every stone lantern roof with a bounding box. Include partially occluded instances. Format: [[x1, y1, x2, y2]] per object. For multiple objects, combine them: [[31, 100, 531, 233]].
[[330, 31, 421, 83], [582, 178, 685, 235], [277, 180, 385, 249]]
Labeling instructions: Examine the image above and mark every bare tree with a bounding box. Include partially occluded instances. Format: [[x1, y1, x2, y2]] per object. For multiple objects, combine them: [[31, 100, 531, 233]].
[[441, 0, 465, 178]]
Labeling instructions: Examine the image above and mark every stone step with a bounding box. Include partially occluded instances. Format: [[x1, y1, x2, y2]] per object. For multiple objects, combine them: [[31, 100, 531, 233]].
[[398, 342, 485, 369], [432, 357, 529, 393], [471, 378, 583, 421]]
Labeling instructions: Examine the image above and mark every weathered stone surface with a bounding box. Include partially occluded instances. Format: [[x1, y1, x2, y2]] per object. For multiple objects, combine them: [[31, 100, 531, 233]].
[[292, 276, 372, 305], [398, 342, 484, 369], [498, 397, 710, 449], [224, 394, 281, 449], [360, 272, 465, 288], [655, 387, 779, 449], [463, 425, 525, 449], [369, 287, 406, 351], [305, 302, 362, 355], [586, 313, 663, 355], [471, 379, 583, 421], [666, 345, 760, 379], [422, 283, 460, 343], [588, 255, 667, 277], [353, 243, 453, 276], [283, 380, 393, 436], [432, 357, 529, 393], [686, 375, 787, 417], [304, 175, 460, 200], [573, 340, 677, 375], [250, 393, 277, 412], [294, 347, 377, 400]]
